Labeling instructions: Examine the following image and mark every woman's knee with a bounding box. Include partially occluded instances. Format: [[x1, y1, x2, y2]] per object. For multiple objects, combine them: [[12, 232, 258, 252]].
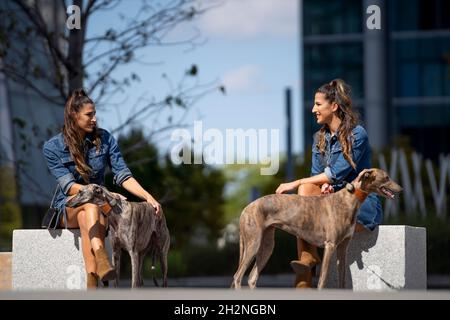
[[83, 203, 100, 213], [77, 210, 87, 229], [83, 203, 108, 229], [298, 183, 321, 196]]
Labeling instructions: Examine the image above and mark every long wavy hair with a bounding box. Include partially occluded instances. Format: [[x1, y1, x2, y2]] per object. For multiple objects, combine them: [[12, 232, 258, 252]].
[[315, 79, 360, 169], [62, 88, 100, 183]]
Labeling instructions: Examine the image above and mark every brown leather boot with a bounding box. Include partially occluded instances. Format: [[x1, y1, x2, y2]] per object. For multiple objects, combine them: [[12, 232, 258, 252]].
[[294, 268, 313, 288], [94, 247, 116, 281], [291, 238, 321, 288], [86, 272, 98, 290]]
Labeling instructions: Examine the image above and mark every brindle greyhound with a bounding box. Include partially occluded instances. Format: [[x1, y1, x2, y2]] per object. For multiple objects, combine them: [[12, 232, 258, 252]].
[[66, 184, 170, 288], [231, 168, 402, 289]]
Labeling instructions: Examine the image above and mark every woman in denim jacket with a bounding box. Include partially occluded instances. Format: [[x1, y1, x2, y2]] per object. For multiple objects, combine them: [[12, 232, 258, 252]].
[[276, 79, 382, 288], [43, 89, 163, 289]]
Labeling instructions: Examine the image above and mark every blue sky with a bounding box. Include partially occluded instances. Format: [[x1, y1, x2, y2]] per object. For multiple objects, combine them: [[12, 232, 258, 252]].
[[88, 0, 303, 160]]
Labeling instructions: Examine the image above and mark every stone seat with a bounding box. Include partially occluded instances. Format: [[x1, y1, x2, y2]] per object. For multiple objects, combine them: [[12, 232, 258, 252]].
[[12, 229, 111, 290], [325, 225, 427, 290]]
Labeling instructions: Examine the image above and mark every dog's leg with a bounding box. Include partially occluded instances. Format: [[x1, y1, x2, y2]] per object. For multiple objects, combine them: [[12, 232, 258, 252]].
[[231, 219, 263, 289], [231, 231, 245, 289], [112, 244, 121, 288], [336, 237, 351, 289], [138, 253, 145, 287], [130, 251, 140, 288], [247, 227, 275, 289], [317, 241, 336, 289], [160, 234, 170, 288]]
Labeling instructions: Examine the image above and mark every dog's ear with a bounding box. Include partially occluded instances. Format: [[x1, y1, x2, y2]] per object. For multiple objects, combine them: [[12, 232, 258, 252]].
[[101, 186, 123, 214], [357, 169, 373, 182], [93, 185, 103, 195]]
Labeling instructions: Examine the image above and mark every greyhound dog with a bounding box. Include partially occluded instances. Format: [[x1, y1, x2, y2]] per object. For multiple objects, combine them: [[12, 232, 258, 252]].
[[231, 168, 402, 289], [66, 184, 170, 288]]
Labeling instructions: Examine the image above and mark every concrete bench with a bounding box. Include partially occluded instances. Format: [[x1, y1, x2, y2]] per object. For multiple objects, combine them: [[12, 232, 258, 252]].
[[12, 229, 111, 290], [326, 225, 426, 291], [11, 226, 426, 291]]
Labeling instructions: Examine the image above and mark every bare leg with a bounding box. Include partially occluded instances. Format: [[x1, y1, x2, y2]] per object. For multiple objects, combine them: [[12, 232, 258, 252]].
[[66, 203, 108, 279]]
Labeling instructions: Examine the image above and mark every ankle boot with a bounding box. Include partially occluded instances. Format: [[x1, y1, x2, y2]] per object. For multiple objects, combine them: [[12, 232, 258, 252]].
[[294, 268, 313, 288], [290, 238, 321, 274], [94, 247, 116, 281], [86, 272, 98, 290]]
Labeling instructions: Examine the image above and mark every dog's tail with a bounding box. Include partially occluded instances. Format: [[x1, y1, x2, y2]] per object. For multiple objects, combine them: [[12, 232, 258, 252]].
[[238, 234, 244, 271], [238, 212, 245, 267]]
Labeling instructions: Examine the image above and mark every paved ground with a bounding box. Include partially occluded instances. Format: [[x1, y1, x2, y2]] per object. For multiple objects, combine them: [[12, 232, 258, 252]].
[[2, 274, 450, 300], [1, 288, 450, 300]]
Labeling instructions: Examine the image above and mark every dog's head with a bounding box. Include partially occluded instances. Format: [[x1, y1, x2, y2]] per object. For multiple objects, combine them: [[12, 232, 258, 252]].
[[66, 184, 123, 214], [353, 168, 403, 200]]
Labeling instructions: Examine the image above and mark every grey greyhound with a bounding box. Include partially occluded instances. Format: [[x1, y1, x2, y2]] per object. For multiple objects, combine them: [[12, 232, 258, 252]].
[[231, 168, 402, 289], [66, 184, 170, 288]]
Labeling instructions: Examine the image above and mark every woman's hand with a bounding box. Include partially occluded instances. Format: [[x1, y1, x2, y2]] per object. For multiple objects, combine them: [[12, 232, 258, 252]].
[[276, 181, 300, 194], [146, 196, 163, 216], [121, 178, 163, 215], [321, 183, 334, 194]]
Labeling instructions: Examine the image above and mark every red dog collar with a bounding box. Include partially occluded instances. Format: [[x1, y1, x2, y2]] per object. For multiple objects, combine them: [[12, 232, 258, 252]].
[[354, 188, 369, 203]]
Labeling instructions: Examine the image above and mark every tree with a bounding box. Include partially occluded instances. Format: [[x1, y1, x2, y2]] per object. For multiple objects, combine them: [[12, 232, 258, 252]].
[[0, 0, 224, 135], [0, 0, 225, 245]]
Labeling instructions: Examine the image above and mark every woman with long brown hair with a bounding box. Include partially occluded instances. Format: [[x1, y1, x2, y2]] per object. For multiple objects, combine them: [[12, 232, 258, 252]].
[[43, 89, 163, 289], [276, 79, 382, 288]]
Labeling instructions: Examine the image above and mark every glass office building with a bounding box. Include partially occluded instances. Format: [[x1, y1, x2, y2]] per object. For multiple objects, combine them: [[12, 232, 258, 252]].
[[302, 0, 450, 160]]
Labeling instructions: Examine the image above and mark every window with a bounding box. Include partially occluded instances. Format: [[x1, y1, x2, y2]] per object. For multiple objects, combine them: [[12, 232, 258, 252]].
[[304, 0, 362, 35]]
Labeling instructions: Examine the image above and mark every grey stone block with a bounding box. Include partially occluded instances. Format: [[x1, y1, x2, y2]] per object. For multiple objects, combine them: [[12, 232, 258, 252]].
[[12, 229, 111, 290], [326, 225, 427, 291]]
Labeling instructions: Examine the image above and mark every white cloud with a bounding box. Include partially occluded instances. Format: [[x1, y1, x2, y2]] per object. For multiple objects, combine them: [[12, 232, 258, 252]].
[[222, 65, 267, 93], [197, 0, 298, 40]]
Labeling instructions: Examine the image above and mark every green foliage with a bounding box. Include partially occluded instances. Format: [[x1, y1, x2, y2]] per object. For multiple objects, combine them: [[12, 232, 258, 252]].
[[223, 151, 313, 223]]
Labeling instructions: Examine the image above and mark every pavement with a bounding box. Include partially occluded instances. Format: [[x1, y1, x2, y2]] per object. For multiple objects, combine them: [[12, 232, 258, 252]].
[[2, 274, 450, 300], [1, 288, 450, 300]]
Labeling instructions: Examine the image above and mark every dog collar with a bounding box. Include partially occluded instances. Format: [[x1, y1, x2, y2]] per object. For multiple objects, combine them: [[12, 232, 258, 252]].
[[354, 188, 369, 203], [346, 183, 368, 203], [100, 202, 112, 214]]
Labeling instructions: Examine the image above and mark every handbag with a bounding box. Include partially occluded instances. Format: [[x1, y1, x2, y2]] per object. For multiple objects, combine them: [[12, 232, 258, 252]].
[[41, 185, 68, 230]]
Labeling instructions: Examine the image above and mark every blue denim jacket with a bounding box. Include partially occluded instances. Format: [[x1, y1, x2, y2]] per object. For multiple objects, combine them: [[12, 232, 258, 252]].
[[43, 128, 132, 213], [311, 125, 382, 230]]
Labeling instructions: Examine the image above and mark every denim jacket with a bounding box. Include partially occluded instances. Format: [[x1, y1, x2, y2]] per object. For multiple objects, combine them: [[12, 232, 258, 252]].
[[43, 128, 132, 213], [310, 125, 382, 230]]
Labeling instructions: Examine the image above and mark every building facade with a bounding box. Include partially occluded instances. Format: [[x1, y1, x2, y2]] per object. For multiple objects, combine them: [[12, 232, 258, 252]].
[[0, 0, 66, 229], [302, 0, 450, 160]]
